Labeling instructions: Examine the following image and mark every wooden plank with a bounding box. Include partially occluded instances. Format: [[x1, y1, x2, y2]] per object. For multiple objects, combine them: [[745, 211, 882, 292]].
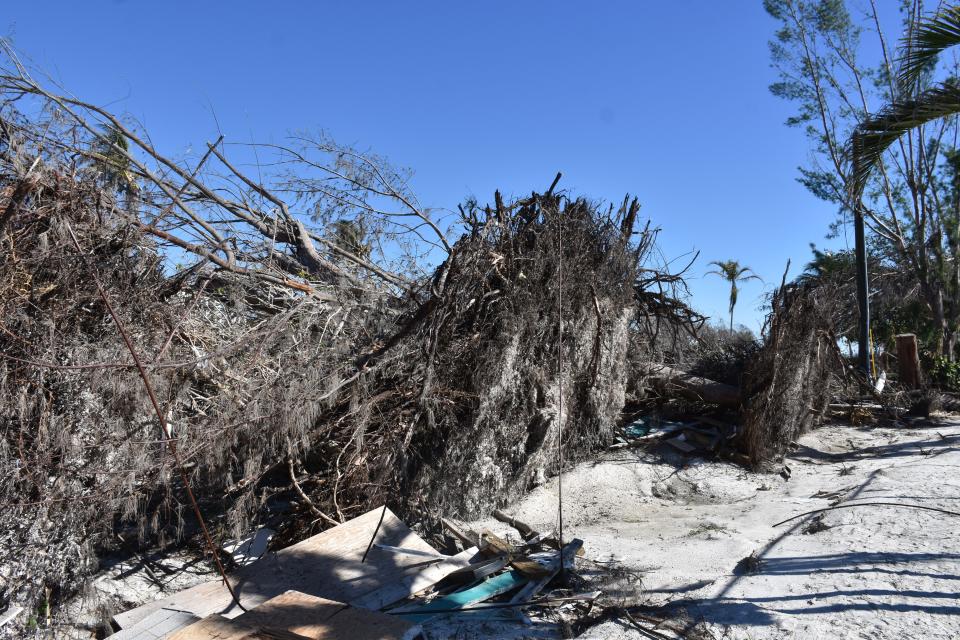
[[509, 539, 583, 607], [167, 615, 276, 640], [465, 555, 511, 580], [350, 546, 480, 612], [479, 530, 514, 557], [393, 569, 529, 621], [372, 544, 447, 560], [439, 517, 479, 548], [109, 608, 201, 640], [233, 591, 420, 640], [114, 507, 439, 632]]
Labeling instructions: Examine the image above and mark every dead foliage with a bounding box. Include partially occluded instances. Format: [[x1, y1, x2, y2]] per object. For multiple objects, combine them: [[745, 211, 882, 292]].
[[0, 49, 707, 613], [738, 281, 844, 467]]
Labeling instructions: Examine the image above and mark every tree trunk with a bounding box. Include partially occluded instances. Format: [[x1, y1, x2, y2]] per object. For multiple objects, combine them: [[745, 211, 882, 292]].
[[934, 289, 952, 361], [641, 363, 742, 408], [896, 334, 921, 389]]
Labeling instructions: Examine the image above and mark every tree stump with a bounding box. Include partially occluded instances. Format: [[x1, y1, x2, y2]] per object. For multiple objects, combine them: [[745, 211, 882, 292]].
[[896, 333, 921, 389]]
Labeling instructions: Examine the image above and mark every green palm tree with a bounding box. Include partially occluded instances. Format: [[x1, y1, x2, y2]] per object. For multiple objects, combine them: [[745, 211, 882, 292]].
[[850, 5, 960, 198], [847, 4, 960, 360], [707, 260, 761, 332], [797, 244, 855, 285]]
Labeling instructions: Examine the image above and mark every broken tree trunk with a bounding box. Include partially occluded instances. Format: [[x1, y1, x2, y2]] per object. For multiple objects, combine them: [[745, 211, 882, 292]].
[[640, 363, 742, 408], [896, 333, 921, 389]]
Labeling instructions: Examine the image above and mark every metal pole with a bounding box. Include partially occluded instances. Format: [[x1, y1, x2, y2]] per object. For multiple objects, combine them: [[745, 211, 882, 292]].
[[854, 209, 872, 380]]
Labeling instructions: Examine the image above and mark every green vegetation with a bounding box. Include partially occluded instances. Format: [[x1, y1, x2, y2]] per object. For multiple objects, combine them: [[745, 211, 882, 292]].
[[767, 0, 960, 360], [706, 259, 761, 332]]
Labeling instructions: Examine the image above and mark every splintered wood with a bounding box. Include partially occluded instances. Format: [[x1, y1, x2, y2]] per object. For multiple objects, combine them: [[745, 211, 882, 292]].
[[114, 507, 437, 636], [113, 506, 592, 639]]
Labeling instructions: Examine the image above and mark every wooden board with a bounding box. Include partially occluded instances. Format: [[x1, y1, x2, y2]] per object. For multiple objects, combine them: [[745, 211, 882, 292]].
[[168, 615, 275, 640], [233, 590, 419, 640], [508, 538, 583, 609], [350, 546, 479, 611], [109, 608, 201, 640], [114, 507, 439, 632]]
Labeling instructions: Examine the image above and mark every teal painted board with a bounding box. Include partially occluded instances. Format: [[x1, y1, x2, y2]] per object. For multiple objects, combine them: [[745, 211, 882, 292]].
[[395, 569, 528, 622]]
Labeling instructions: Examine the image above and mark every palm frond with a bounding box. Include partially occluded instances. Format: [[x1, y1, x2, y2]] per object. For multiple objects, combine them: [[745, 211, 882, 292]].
[[850, 81, 960, 199], [898, 5, 960, 91]]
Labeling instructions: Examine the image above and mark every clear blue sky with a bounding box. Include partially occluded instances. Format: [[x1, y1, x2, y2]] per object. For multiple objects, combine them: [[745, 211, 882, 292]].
[[7, 1, 870, 331]]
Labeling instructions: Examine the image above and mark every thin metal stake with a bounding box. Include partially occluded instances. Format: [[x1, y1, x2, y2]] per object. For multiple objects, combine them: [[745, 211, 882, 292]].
[[556, 202, 565, 580]]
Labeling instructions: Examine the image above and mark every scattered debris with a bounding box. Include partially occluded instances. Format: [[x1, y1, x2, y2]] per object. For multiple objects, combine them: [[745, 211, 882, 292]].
[[222, 528, 275, 567], [112, 506, 598, 638], [802, 515, 831, 535], [0, 605, 23, 630], [733, 551, 762, 575], [610, 414, 745, 465]]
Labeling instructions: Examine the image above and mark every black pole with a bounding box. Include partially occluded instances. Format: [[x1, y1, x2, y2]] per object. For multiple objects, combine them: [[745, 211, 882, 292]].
[[854, 209, 871, 379]]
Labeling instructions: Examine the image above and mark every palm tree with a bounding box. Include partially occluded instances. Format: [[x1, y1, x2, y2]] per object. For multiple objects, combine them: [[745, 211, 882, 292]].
[[707, 260, 761, 332], [797, 244, 855, 285], [850, 5, 960, 197], [847, 4, 960, 360]]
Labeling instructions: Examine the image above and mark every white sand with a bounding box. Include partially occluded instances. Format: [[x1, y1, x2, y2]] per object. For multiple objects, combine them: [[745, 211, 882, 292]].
[[56, 419, 960, 639], [472, 419, 960, 639]]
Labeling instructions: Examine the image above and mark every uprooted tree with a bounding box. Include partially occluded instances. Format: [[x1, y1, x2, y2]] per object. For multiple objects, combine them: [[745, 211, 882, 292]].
[[0, 48, 720, 612], [0, 43, 858, 623]]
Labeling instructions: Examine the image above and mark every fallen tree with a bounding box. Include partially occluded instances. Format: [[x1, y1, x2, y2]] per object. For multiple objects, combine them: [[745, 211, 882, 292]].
[[0, 50, 707, 618], [640, 363, 742, 408], [737, 280, 844, 467]]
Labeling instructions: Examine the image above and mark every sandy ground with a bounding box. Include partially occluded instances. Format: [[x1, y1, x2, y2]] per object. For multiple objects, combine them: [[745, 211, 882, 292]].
[[46, 418, 960, 639], [472, 418, 960, 639]]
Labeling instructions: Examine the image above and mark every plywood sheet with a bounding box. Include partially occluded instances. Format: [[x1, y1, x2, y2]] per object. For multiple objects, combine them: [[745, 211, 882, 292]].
[[232, 590, 418, 640], [167, 615, 268, 640], [109, 608, 201, 640], [349, 546, 479, 611], [114, 507, 438, 632]]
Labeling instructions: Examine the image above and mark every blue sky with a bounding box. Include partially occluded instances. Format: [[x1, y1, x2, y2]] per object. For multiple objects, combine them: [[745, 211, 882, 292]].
[[6, 1, 878, 331]]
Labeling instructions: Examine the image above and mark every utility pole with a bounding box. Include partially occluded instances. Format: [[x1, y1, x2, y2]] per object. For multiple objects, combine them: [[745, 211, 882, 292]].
[[854, 208, 871, 380]]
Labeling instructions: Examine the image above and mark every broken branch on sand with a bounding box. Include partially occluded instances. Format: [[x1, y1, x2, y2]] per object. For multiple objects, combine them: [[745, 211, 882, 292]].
[[773, 501, 960, 527]]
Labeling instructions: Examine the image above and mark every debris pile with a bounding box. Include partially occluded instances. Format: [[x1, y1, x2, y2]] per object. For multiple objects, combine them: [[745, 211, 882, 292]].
[[618, 280, 848, 469], [609, 414, 746, 465], [109, 506, 598, 639], [1, 52, 699, 622], [0, 45, 880, 635]]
